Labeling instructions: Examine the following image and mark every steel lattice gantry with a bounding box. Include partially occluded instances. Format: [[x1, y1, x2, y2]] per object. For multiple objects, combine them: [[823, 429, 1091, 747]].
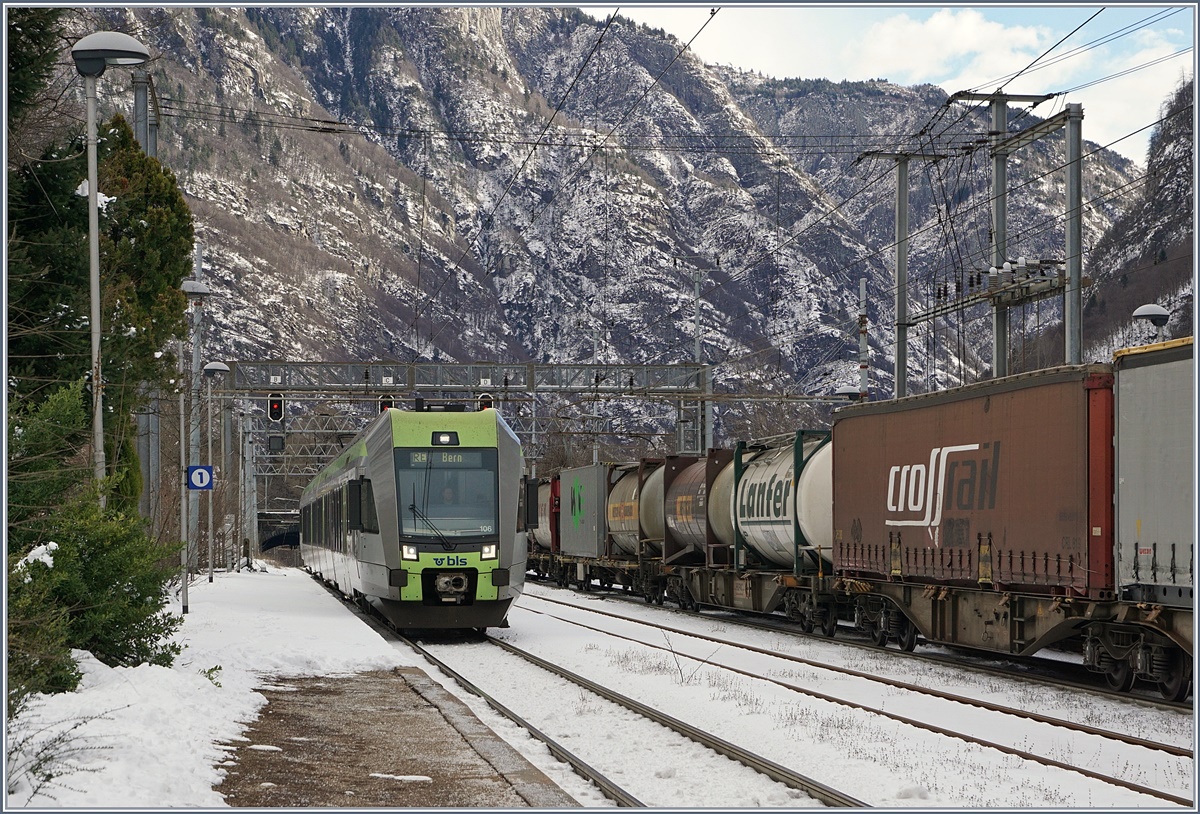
[[226, 360, 707, 398], [213, 361, 712, 479]]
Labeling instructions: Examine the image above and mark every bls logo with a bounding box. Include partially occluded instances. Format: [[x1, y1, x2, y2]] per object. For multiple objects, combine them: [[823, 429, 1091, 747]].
[[885, 442, 1001, 539], [433, 556, 468, 567]]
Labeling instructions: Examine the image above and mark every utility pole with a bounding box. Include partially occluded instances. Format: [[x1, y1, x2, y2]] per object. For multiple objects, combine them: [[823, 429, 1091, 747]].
[[674, 255, 715, 454], [858, 278, 870, 401], [187, 245, 204, 572], [132, 69, 149, 149], [950, 91, 1054, 378], [858, 150, 946, 398], [1064, 103, 1084, 364]]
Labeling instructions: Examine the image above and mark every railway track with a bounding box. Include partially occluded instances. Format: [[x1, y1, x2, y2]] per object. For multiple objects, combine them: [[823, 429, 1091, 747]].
[[346, 586, 863, 807], [402, 634, 645, 806], [724, 608, 1193, 710], [346, 597, 643, 806], [476, 635, 865, 807], [547, 576, 1193, 711], [321, 573, 1190, 807], [517, 590, 1193, 807]]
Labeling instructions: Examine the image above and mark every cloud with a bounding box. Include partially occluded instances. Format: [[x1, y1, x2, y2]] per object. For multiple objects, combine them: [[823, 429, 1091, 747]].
[[847, 9, 1050, 86], [592, 5, 1192, 163]]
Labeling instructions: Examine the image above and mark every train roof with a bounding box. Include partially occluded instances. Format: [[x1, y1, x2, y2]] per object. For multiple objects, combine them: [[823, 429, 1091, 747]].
[[832, 362, 1112, 421], [1112, 336, 1193, 364]]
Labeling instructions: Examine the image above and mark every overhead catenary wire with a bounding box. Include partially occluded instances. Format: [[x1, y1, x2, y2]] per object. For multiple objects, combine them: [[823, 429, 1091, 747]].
[[643, 99, 1185, 376], [142, 8, 1188, 380], [639, 7, 1173, 366], [664, 117, 1191, 378]]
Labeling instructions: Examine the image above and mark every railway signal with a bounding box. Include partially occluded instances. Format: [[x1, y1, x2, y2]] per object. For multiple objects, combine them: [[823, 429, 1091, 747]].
[[268, 393, 284, 421]]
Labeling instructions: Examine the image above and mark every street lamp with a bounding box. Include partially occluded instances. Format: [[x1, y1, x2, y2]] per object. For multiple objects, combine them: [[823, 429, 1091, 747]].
[[71, 31, 150, 508], [1132, 303, 1170, 344], [203, 361, 230, 582]]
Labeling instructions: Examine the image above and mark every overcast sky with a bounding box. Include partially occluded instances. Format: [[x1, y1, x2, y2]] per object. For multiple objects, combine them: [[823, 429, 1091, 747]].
[[581, 4, 1195, 164]]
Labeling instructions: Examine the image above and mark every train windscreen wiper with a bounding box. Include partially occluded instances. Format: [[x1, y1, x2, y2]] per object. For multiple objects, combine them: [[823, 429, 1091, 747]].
[[409, 499, 451, 547]]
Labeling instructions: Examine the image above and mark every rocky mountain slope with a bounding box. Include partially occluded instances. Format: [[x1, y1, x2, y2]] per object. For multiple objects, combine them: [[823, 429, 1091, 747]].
[[92, 7, 1184, 409]]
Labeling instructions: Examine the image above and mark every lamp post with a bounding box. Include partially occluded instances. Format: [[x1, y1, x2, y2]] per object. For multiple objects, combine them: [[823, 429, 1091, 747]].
[[203, 361, 230, 582], [180, 278, 211, 600], [71, 31, 150, 507]]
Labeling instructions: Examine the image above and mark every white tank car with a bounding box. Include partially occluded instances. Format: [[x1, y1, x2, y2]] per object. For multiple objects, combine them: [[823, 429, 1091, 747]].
[[732, 437, 832, 569], [607, 465, 664, 556]]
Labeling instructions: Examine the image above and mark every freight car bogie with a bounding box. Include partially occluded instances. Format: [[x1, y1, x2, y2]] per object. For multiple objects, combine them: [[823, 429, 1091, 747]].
[[851, 595, 919, 651], [664, 574, 697, 611], [781, 586, 838, 637], [1083, 625, 1193, 701]]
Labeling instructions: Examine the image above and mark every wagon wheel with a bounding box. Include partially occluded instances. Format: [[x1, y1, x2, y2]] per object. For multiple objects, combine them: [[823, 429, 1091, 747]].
[[677, 587, 696, 612], [1104, 660, 1136, 693], [870, 621, 889, 647], [818, 606, 838, 638], [898, 620, 919, 653], [643, 585, 655, 603], [797, 613, 815, 635], [1159, 656, 1192, 702]]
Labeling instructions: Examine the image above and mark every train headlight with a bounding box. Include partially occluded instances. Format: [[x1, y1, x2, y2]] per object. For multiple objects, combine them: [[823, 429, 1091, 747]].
[[401, 544, 419, 561], [480, 543, 498, 560]]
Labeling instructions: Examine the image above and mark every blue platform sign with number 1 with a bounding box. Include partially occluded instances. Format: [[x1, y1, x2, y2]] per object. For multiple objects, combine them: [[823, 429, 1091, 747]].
[[188, 466, 214, 490]]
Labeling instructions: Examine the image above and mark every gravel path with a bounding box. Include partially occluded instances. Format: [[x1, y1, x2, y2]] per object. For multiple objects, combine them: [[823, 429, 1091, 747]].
[[215, 668, 578, 807]]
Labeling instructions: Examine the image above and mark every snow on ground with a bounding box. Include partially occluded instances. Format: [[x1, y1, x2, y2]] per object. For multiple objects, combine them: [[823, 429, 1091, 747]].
[[4, 566, 1195, 810], [5, 565, 416, 809]]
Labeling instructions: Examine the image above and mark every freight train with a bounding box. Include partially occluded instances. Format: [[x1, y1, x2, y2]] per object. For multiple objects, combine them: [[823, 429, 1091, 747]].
[[527, 339, 1194, 700], [300, 401, 526, 630]]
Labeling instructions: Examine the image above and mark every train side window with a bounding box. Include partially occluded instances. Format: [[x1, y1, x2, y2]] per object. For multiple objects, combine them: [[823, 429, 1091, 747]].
[[361, 480, 379, 534], [347, 481, 362, 531], [323, 494, 332, 550], [335, 491, 344, 553]]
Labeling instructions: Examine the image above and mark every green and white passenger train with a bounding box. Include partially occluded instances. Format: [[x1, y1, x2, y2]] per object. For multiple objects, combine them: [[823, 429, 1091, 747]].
[[299, 401, 526, 630]]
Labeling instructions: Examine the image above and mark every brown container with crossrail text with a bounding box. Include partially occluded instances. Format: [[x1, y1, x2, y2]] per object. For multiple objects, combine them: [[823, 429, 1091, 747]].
[[832, 365, 1116, 599]]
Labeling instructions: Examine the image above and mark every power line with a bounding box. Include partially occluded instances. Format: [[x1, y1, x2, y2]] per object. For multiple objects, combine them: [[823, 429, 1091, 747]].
[[646, 107, 1190, 371]]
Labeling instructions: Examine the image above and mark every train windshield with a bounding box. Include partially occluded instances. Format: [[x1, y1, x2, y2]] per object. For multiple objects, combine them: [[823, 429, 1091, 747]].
[[395, 448, 499, 541]]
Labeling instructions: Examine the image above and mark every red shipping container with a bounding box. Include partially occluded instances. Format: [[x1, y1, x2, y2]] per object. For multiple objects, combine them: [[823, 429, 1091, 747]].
[[833, 365, 1114, 599]]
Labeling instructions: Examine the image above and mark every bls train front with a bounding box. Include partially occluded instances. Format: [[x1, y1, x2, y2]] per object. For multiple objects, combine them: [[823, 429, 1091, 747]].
[[299, 403, 526, 631]]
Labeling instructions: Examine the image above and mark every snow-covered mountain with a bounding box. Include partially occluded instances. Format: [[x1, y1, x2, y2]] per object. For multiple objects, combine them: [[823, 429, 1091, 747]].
[[98, 7, 1184, 407]]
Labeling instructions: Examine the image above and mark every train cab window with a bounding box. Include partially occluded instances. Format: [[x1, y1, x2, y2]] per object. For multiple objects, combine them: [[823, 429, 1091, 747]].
[[395, 448, 499, 540]]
